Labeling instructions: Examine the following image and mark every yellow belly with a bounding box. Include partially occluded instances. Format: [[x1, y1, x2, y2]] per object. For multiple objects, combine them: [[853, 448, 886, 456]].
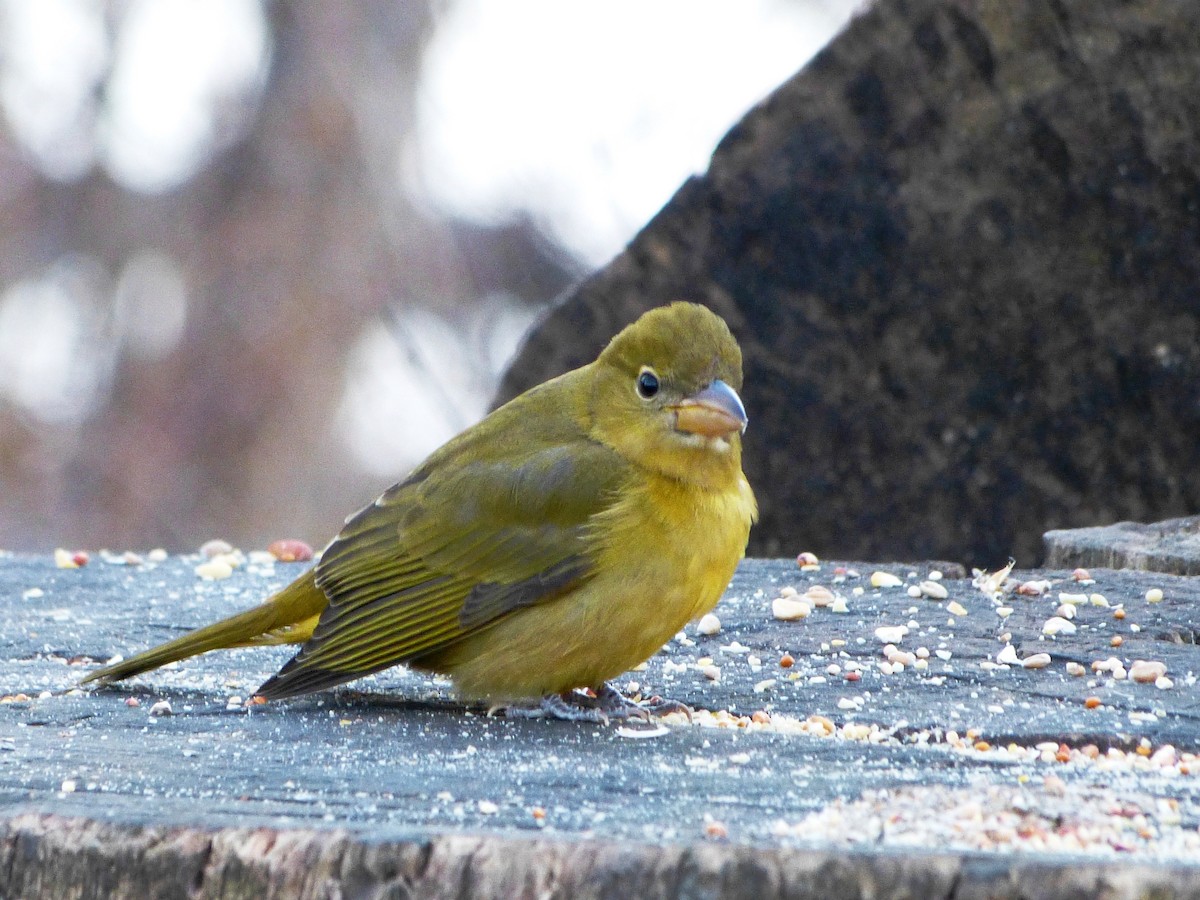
[[432, 471, 756, 700]]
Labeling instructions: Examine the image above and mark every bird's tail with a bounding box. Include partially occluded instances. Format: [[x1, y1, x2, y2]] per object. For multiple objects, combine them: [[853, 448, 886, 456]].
[[79, 569, 327, 686]]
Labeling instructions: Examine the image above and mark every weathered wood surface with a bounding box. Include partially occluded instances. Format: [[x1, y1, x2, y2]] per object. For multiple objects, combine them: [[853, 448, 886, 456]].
[[1045, 515, 1200, 576], [1, 549, 1198, 897]]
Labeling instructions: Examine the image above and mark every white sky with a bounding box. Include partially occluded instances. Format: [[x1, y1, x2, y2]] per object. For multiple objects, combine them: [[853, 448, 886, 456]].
[[0, 0, 856, 468]]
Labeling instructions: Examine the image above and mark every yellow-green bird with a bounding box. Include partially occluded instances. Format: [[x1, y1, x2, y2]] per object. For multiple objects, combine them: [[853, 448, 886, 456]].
[[83, 302, 757, 720]]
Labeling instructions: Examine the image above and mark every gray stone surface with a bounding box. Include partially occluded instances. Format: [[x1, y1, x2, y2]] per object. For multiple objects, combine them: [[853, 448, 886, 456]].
[[2, 550, 1199, 897], [1045, 516, 1200, 576]]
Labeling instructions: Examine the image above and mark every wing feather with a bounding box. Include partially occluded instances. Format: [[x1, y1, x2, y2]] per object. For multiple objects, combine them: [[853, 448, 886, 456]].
[[256, 423, 628, 699]]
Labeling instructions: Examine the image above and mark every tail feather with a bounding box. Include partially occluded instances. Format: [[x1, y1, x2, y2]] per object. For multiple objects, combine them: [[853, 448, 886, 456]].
[[80, 570, 327, 686]]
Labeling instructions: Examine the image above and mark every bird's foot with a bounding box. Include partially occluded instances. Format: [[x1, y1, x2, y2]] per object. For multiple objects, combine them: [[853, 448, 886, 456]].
[[498, 684, 692, 723]]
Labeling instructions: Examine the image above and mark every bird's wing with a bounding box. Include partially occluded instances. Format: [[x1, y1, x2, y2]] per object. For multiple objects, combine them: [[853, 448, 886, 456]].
[[256, 438, 627, 698]]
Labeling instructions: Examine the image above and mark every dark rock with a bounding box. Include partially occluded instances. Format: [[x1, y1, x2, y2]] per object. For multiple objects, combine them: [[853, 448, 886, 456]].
[[498, 0, 1200, 567]]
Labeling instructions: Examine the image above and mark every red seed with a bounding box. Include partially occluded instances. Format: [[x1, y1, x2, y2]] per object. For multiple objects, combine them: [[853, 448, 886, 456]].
[[268, 539, 314, 562]]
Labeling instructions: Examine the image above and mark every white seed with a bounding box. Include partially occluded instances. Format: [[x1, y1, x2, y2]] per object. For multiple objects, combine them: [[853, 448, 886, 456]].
[[772, 597, 811, 621], [1145, 588, 1164, 603], [913, 658, 929, 671], [915, 646, 930, 659], [830, 597, 849, 613], [1089, 593, 1110, 607], [935, 649, 952, 661], [1058, 592, 1089, 605], [906, 585, 922, 598], [919, 580, 949, 600], [149, 700, 173, 717], [1155, 676, 1174, 690], [870, 571, 904, 588], [874, 625, 909, 644], [996, 644, 1019, 665], [701, 664, 721, 681], [1021, 653, 1052, 669], [996, 607, 1014, 618], [803, 585, 835, 607], [1129, 660, 1167, 684], [753, 678, 776, 693], [1055, 603, 1077, 620], [478, 800, 499, 815], [60, 780, 77, 793], [1042, 616, 1076, 636], [199, 539, 234, 558], [946, 600, 967, 617], [696, 613, 722, 636], [837, 697, 859, 710], [1065, 661, 1086, 676], [195, 559, 234, 581]]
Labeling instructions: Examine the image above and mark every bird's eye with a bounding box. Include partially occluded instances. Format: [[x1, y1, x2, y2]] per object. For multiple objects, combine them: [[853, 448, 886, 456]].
[[636, 368, 660, 400]]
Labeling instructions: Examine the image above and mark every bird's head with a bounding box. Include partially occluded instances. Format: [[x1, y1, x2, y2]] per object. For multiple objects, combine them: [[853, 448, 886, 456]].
[[590, 302, 748, 486]]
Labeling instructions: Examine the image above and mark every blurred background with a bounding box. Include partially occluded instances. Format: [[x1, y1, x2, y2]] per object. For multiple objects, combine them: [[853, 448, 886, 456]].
[[0, 0, 857, 553]]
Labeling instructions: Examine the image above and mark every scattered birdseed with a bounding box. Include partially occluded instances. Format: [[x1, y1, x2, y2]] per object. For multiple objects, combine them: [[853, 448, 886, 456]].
[[1113, 608, 1126, 620], [1042, 616, 1076, 636], [1129, 661, 1167, 684], [830, 597, 849, 613], [1016, 580, 1050, 596], [796, 551, 819, 569], [1084, 696, 1102, 709], [1021, 653, 1052, 669], [870, 571, 903, 588], [147, 548, 168, 562], [946, 600, 967, 616], [199, 539, 234, 558], [701, 665, 721, 681], [1055, 604, 1077, 619], [919, 580, 948, 600], [1156, 676, 1174, 690], [1111, 636, 1123, 648], [54, 548, 82, 569], [704, 819, 729, 840], [771, 597, 810, 621], [1071, 567, 1092, 582], [803, 585, 835, 607], [124, 697, 140, 707], [996, 644, 1019, 665], [616, 724, 669, 739], [1089, 593, 1110, 607], [1065, 662, 1085, 676], [973, 559, 1015, 596], [753, 679, 776, 693], [60, 780, 77, 793], [148, 700, 173, 717], [1145, 588, 1164, 603], [478, 800, 499, 815], [907, 585, 922, 598], [874, 625, 908, 644], [268, 538, 314, 562], [1058, 592, 1088, 605], [696, 613, 722, 636], [927, 570, 943, 581], [779, 653, 794, 668], [996, 606, 1014, 618], [195, 558, 234, 581]]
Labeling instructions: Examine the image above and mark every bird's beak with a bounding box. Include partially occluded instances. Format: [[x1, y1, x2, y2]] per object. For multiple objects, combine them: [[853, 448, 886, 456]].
[[673, 379, 748, 438]]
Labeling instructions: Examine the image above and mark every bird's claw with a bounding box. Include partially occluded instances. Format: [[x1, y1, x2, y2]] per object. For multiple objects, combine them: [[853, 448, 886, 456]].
[[497, 683, 691, 723]]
